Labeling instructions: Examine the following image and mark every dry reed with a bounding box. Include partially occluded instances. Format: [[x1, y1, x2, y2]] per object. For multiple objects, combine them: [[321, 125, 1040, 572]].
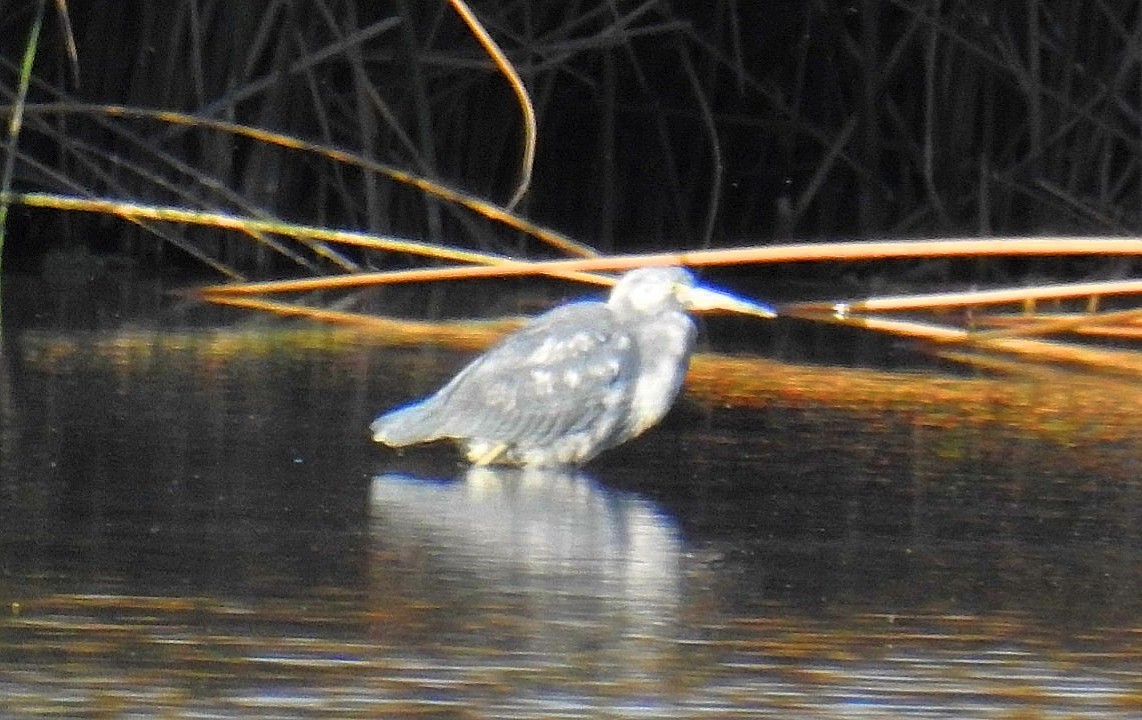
[[1, 1, 1141, 378]]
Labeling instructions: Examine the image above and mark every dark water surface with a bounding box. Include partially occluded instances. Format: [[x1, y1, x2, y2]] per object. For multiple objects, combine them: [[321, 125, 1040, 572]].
[[1, 277, 1141, 718]]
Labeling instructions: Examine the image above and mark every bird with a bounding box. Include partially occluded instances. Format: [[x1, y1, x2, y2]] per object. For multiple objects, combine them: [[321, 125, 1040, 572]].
[[370, 266, 775, 467]]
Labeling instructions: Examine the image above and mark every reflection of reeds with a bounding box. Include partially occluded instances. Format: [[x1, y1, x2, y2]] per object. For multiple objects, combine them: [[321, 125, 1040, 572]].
[[20, 326, 1141, 449]]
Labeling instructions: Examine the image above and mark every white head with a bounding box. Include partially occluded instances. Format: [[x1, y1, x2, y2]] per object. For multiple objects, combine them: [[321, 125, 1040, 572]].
[[606, 266, 776, 320], [602, 266, 774, 443], [606, 267, 696, 320]]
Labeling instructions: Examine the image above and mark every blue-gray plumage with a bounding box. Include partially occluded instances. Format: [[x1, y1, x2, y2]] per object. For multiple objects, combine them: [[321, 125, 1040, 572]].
[[370, 266, 774, 467]]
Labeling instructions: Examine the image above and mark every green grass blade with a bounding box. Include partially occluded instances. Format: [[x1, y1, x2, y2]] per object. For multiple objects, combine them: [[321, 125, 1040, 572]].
[[0, 0, 48, 289]]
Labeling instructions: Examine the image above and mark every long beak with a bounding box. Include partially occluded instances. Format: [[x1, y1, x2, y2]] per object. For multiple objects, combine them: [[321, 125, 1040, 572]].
[[682, 284, 777, 318]]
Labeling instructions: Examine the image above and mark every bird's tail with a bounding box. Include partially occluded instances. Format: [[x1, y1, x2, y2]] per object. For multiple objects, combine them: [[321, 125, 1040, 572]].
[[370, 401, 442, 447]]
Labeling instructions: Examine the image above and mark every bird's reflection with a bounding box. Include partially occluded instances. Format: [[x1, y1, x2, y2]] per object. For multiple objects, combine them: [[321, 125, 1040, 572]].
[[368, 467, 684, 655]]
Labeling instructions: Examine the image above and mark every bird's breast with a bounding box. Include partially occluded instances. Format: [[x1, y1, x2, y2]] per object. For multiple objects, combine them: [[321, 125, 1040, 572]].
[[624, 312, 696, 438]]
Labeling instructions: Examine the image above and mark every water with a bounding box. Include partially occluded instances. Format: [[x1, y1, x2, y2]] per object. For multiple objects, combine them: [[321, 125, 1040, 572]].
[[1, 276, 1141, 717]]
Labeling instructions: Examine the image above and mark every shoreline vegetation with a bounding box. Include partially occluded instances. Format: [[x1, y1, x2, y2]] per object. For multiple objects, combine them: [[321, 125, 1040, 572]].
[[0, 0, 1139, 377]]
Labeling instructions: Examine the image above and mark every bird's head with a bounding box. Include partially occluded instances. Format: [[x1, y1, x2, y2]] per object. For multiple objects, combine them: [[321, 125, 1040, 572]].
[[607, 266, 776, 319]]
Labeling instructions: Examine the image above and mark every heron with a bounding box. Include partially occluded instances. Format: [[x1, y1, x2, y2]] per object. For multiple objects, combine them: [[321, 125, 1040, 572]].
[[370, 266, 775, 467]]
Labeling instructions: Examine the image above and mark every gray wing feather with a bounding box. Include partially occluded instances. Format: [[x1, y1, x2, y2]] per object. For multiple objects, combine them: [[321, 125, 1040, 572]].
[[370, 398, 446, 446], [426, 302, 636, 446]]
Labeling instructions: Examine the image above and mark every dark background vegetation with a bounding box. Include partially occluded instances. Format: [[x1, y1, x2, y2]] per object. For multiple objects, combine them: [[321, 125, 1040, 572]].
[[1, 0, 1141, 279]]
